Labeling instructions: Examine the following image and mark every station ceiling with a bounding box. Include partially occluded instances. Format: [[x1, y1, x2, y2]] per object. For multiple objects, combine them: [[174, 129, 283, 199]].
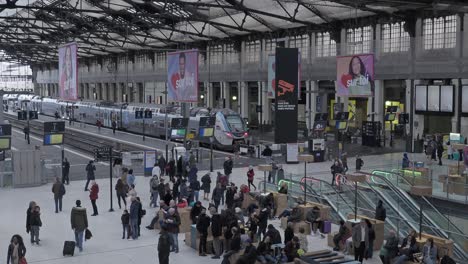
[[0, 0, 466, 65]]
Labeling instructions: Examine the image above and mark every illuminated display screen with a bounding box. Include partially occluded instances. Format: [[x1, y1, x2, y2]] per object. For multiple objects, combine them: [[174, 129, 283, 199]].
[[385, 113, 396, 121], [335, 121, 347, 130], [171, 129, 186, 139], [199, 127, 214, 137], [0, 137, 11, 150], [44, 134, 64, 145]]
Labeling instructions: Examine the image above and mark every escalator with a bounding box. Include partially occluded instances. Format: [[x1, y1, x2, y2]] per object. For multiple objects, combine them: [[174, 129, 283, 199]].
[[365, 171, 467, 260]]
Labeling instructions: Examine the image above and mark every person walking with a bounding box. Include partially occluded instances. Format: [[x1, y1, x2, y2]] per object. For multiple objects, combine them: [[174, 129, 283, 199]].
[[437, 141, 444, 166], [96, 119, 102, 132], [84, 160, 95, 191], [23, 126, 29, 140], [129, 197, 139, 240], [115, 178, 127, 209], [402, 153, 410, 169], [165, 208, 181, 253], [210, 207, 222, 259], [62, 158, 70, 185], [375, 200, 387, 221], [51, 177, 66, 213], [356, 155, 364, 171], [261, 145, 273, 164], [7, 234, 27, 264], [201, 173, 211, 201], [158, 155, 166, 177], [111, 120, 117, 134], [330, 160, 343, 186], [158, 226, 171, 264], [352, 219, 369, 263], [167, 158, 176, 182], [149, 175, 160, 207], [341, 152, 349, 173], [190, 178, 201, 202], [71, 200, 88, 252], [247, 166, 256, 191], [30, 206, 42, 245], [89, 181, 99, 216], [196, 209, 211, 256], [127, 169, 136, 187], [223, 156, 233, 180], [211, 183, 223, 212], [121, 209, 130, 239], [25, 201, 36, 245]]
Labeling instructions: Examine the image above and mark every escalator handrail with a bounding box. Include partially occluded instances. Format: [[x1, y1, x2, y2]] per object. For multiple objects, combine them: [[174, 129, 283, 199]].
[[370, 169, 465, 237]]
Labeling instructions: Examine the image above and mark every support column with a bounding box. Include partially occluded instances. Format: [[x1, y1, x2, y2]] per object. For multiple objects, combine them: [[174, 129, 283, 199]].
[[306, 81, 318, 130], [257, 81, 262, 126], [261, 81, 270, 124], [222, 82, 230, 109], [368, 80, 384, 124], [205, 82, 213, 108], [239, 81, 248, 119], [452, 79, 460, 133], [411, 80, 424, 141]]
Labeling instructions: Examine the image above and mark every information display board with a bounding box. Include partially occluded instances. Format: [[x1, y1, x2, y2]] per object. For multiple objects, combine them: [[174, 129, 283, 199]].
[[415, 85, 427, 111], [440, 85, 454, 112], [427, 85, 440, 111], [286, 143, 299, 163], [44, 134, 64, 145], [0, 124, 12, 137], [43, 121, 65, 146], [199, 116, 215, 138], [0, 137, 11, 150]]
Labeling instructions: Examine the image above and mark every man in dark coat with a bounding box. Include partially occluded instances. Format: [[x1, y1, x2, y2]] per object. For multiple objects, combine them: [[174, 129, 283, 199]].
[[257, 208, 269, 241], [196, 209, 211, 256], [210, 207, 223, 259], [70, 200, 88, 252], [190, 201, 204, 224], [225, 185, 236, 210], [51, 177, 66, 213], [375, 200, 387, 221], [223, 156, 233, 179], [84, 160, 96, 191], [284, 222, 294, 244], [158, 226, 171, 264], [62, 158, 70, 185], [158, 155, 166, 176], [266, 224, 282, 244], [211, 183, 223, 212]]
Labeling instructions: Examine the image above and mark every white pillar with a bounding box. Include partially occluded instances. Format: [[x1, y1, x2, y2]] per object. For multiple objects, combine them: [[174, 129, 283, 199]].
[[412, 80, 425, 140], [205, 82, 213, 108], [370, 80, 384, 124], [305, 80, 317, 130], [405, 80, 412, 138], [452, 79, 460, 133], [239, 81, 248, 119]]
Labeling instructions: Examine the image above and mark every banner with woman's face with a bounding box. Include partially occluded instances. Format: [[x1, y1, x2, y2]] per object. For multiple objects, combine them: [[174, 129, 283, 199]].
[[167, 50, 199, 102], [58, 43, 78, 100], [336, 54, 374, 97]]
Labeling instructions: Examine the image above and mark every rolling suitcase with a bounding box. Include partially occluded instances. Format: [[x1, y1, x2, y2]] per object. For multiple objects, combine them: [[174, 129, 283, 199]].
[[63, 241, 75, 256]]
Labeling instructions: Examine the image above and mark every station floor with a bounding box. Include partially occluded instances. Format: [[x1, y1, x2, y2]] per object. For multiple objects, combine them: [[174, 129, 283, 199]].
[[0, 163, 388, 264]]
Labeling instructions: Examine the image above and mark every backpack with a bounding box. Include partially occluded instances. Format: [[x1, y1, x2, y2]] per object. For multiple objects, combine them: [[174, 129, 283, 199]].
[[151, 178, 159, 191], [59, 184, 66, 196]]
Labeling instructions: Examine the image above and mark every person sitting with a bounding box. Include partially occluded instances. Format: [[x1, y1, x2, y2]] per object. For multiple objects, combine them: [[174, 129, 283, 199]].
[[333, 220, 349, 251], [265, 224, 282, 245], [278, 183, 288, 194], [306, 206, 324, 238], [236, 238, 257, 264], [221, 227, 241, 264], [284, 222, 294, 244], [287, 203, 302, 223], [394, 229, 419, 264], [284, 236, 300, 262], [379, 230, 399, 264], [257, 236, 275, 264], [422, 238, 437, 264]]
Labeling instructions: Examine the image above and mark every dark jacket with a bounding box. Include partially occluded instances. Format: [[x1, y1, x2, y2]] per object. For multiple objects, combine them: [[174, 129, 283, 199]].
[[158, 156, 166, 173], [284, 227, 294, 244], [7, 243, 26, 264], [356, 158, 364, 170], [63, 160, 70, 174], [196, 213, 211, 234], [52, 182, 65, 198], [306, 208, 320, 222], [86, 163, 96, 180], [121, 213, 130, 225], [230, 234, 241, 251], [129, 201, 139, 220], [278, 186, 288, 194], [211, 213, 223, 237], [226, 188, 236, 208], [30, 211, 42, 226], [258, 209, 269, 229], [262, 147, 272, 157], [375, 204, 387, 221], [212, 186, 223, 202], [237, 245, 257, 264], [157, 183, 166, 199], [190, 180, 200, 191], [190, 204, 204, 224], [331, 164, 343, 175], [26, 207, 32, 233], [201, 174, 211, 193], [266, 227, 282, 244], [288, 207, 303, 223], [284, 241, 299, 262], [165, 213, 181, 233], [223, 159, 233, 176], [167, 160, 176, 177], [382, 235, 399, 259], [158, 231, 171, 256], [257, 241, 272, 255], [71, 206, 88, 231], [115, 179, 126, 196]]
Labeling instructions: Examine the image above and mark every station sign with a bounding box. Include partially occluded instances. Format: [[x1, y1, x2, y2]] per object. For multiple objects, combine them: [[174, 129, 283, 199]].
[[29, 111, 38, 119], [0, 124, 12, 137], [18, 111, 27, 120], [17, 110, 38, 120], [144, 110, 152, 119], [199, 116, 216, 138], [170, 118, 189, 129], [334, 112, 349, 121], [135, 110, 143, 119], [44, 121, 65, 133]]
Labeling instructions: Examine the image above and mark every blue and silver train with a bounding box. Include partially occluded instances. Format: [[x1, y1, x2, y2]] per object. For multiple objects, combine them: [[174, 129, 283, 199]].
[[3, 95, 249, 151]]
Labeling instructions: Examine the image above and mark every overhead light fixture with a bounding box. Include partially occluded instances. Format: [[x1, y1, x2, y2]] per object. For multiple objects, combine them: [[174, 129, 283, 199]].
[[232, 95, 237, 101], [200, 94, 205, 99]]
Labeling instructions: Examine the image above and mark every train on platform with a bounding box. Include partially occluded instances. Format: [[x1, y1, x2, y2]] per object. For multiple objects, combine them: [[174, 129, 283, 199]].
[[2, 95, 249, 151]]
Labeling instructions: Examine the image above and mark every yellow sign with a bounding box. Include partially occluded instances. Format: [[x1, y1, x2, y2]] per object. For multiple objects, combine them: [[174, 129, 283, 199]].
[[186, 132, 195, 140]]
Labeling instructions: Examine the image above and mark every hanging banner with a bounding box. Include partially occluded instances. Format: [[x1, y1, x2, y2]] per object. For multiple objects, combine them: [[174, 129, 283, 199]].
[[274, 48, 298, 144], [336, 54, 374, 97], [267, 53, 301, 99], [167, 49, 199, 102], [58, 42, 78, 100]]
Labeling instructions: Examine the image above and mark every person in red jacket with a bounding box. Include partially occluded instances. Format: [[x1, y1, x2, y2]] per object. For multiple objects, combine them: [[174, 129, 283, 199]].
[[89, 181, 99, 216], [247, 166, 256, 191]]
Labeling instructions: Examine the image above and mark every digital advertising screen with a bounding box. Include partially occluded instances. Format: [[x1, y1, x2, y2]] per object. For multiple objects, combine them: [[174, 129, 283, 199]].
[[415, 85, 427, 111], [58, 42, 78, 101], [267, 53, 301, 99], [170, 128, 186, 139], [335, 121, 348, 130], [313, 121, 327, 131], [0, 137, 11, 150], [385, 113, 396, 121], [337, 54, 374, 97], [167, 50, 199, 102], [44, 134, 64, 145], [199, 127, 214, 137]]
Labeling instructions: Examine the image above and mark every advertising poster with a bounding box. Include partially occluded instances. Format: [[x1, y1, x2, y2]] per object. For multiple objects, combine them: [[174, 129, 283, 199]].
[[267, 54, 301, 99], [274, 48, 298, 144], [58, 42, 78, 100], [336, 54, 374, 97], [167, 49, 199, 102]]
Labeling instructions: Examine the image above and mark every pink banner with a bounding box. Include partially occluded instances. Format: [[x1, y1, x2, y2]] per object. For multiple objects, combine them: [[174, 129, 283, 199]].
[[167, 50, 199, 102], [336, 54, 374, 97], [58, 43, 78, 100]]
